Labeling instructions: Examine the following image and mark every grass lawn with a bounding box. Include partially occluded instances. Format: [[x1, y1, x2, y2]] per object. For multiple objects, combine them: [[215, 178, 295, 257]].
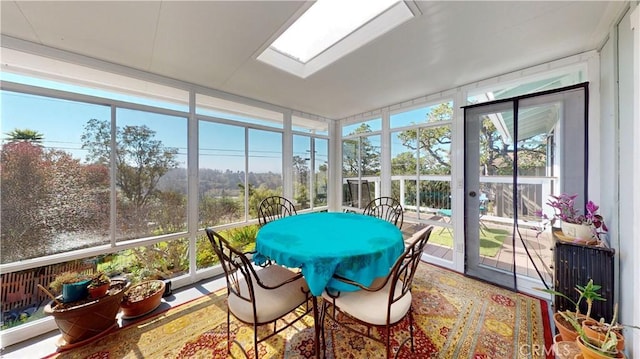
[[428, 226, 510, 257]]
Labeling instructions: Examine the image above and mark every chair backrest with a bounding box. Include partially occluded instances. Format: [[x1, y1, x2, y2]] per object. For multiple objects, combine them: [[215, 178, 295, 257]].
[[387, 226, 433, 306], [347, 179, 372, 208], [205, 228, 257, 303], [363, 196, 404, 228], [258, 196, 297, 227]]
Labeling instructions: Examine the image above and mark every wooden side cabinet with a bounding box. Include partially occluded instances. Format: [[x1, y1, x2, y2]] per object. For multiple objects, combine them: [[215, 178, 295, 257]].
[[553, 230, 615, 321]]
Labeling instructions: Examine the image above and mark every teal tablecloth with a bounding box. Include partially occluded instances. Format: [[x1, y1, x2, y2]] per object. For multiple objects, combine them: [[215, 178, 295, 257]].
[[254, 212, 404, 296]]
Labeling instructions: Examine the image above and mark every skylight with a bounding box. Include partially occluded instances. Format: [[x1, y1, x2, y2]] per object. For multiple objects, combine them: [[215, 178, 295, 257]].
[[258, 0, 417, 78], [271, 0, 399, 63]]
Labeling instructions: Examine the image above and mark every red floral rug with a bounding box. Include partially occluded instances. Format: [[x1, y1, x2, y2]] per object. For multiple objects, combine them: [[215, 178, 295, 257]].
[[45, 262, 551, 358]]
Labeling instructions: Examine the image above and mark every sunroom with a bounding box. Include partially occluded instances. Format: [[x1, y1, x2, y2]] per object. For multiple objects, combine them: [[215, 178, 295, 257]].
[[1, 1, 639, 357]]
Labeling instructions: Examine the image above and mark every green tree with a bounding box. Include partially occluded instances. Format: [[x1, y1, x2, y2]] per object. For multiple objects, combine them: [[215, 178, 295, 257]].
[[343, 123, 380, 176], [0, 142, 48, 262], [81, 119, 179, 233], [479, 118, 547, 176], [5, 128, 44, 143], [1, 141, 110, 263]]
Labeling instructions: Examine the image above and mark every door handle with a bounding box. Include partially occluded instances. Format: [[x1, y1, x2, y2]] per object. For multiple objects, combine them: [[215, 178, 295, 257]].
[[469, 191, 477, 198]]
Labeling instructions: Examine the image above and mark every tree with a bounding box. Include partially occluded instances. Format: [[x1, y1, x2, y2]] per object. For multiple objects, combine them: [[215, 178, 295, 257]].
[[293, 155, 310, 207], [342, 123, 381, 176], [479, 117, 547, 176], [0, 142, 48, 262], [81, 119, 179, 234], [1, 141, 110, 263], [5, 128, 44, 143]]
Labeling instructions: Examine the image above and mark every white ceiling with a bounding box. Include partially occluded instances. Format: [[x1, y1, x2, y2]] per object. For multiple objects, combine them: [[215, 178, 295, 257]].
[[0, 1, 626, 119]]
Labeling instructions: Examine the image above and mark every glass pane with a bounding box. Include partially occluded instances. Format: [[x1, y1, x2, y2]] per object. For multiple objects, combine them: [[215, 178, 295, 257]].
[[361, 135, 381, 177], [196, 94, 283, 129], [1, 91, 111, 263], [314, 138, 329, 207], [390, 102, 453, 128], [196, 225, 259, 271], [418, 126, 452, 175], [467, 71, 584, 105], [342, 118, 381, 136], [199, 121, 246, 226], [113, 109, 188, 241], [293, 135, 311, 210], [342, 139, 358, 206], [292, 115, 329, 135], [248, 129, 282, 219], [2, 49, 189, 111]]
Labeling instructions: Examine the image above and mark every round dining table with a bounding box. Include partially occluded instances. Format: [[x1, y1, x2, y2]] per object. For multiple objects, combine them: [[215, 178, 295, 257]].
[[254, 211, 404, 358], [254, 211, 404, 296]]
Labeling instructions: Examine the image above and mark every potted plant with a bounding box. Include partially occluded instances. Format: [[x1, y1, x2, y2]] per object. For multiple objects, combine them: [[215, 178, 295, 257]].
[[558, 311, 626, 358], [48, 271, 91, 303], [541, 279, 606, 342], [536, 193, 608, 243], [39, 278, 128, 348], [582, 303, 625, 351], [120, 279, 165, 319], [87, 272, 111, 299]]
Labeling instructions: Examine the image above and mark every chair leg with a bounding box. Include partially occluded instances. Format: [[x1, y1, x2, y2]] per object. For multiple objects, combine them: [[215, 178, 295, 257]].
[[409, 310, 415, 353], [320, 300, 327, 358], [254, 323, 259, 359], [385, 325, 391, 359], [227, 310, 231, 355]]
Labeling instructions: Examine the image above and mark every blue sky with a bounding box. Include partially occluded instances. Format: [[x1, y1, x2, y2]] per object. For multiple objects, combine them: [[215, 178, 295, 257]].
[[2, 72, 436, 173], [1, 74, 289, 173]]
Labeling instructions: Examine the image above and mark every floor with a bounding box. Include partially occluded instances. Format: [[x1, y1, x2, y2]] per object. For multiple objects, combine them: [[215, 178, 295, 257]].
[[402, 215, 554, 283]]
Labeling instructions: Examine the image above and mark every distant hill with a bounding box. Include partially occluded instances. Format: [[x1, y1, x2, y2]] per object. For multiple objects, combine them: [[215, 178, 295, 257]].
[[158, 168, 283, 196]]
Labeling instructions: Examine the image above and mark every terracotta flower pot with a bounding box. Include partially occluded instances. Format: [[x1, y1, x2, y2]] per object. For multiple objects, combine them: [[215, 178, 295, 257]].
[[576, 336, 625, 359], [582, 319, 624, 351], [120, 280, 165, 319], [44, 281, 127, 348], [88, 283, 110, 299], [554, 312, 585, 342]]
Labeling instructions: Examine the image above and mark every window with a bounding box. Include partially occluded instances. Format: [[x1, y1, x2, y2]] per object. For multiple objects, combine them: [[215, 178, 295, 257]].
[[0, 48, 189, 111], [112, 109, 188, 241], [342, 120, 381, 208], [292, 114, 329, 135], [1, 91, 111, 262], [199, 121, 246, 226], [196, 94, 284, 129], [390, 102, 452, 240], [293, 135, 329, 210]]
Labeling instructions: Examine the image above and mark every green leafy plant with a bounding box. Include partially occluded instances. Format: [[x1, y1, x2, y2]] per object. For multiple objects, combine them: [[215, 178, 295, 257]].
[[561, 310, 620, 357], [88, 272, 110, 288], [542, 279, 605, 319]]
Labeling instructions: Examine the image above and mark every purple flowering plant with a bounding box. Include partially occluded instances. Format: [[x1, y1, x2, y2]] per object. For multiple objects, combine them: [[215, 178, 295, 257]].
[[535, 193, 608, 239]]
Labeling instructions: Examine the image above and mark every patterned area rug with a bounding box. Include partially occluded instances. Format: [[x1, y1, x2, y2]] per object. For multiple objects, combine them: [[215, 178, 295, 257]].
[[45, 262, 551, 358]]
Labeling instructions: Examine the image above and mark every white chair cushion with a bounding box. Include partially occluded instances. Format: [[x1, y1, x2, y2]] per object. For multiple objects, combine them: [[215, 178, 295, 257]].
[[322, 280, 411, 326], [228, 265, 309, 324]]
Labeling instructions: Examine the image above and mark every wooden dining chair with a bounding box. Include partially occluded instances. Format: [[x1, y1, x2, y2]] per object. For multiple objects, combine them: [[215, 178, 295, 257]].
[[362, 196, 404, 229], [257, 196, 297, 227], [205, 228, 312, 359], [320, 226, 433, 359]]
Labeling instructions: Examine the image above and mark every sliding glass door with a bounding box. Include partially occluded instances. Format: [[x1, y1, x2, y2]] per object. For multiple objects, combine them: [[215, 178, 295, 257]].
[[463, 84, 588, 290]]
